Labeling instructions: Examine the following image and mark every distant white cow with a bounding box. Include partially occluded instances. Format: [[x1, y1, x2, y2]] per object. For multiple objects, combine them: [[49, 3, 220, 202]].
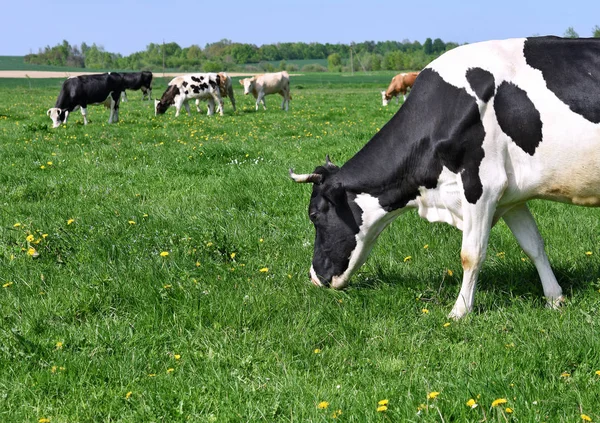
[[195, 72, 236, 114], [155, 73, 224, 117], [239, 71, 291, 111]]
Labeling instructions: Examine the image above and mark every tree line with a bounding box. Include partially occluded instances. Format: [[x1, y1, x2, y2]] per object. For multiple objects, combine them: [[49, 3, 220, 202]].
[[24, 26, 600, 73], [23, 38, 457, 72]]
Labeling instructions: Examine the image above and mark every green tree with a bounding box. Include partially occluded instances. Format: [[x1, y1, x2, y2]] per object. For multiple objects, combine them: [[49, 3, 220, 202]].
[[593, 25, 600, 37], [564, 27, 579, 38], [423, 38, 433, 55], [328, 53, 342, 72]]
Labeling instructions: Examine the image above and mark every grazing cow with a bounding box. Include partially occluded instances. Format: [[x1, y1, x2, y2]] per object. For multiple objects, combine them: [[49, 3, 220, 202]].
[[155, 73, 224, 117], [195, 72, 236, 113], [119, 71, 153, 102], [239, 71, 291, 111], [291, 36, 600, 319], [381, 72, 419, 106], [47, 72, 123, 128]]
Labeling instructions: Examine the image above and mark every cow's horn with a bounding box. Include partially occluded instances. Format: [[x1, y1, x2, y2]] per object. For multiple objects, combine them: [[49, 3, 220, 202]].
[[289, 169, 322, 184]]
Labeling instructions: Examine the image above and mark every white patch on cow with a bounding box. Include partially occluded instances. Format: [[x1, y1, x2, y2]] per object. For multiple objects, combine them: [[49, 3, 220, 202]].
[[330, 193, 404, 289], [411, 166, 464, 230]]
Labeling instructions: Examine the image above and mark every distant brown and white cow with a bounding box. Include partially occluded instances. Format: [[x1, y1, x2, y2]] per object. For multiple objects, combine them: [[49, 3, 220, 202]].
[[195, 72, 236, 114], [155, 73, 224, 117], [381, 72, 420, 106], [239, 71, 291, 111]]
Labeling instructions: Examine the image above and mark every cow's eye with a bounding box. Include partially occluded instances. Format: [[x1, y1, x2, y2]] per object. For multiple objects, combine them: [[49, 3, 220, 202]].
[[309, 212, 319, 222]]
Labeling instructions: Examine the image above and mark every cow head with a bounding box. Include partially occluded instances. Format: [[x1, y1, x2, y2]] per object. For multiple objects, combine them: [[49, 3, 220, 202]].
[[381, 91, 390, 106], [291, 156, 389, 289], [240, 77, 255, 95], [47, 108, 69, 128], [154, 85, 180, 115]]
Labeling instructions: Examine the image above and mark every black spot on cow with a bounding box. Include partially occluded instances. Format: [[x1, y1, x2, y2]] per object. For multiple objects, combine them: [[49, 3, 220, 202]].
[[494, 81, 543, 156], [191, 84, 200, 94], [199, 83, 209, 91], [191, 76, 201, 83], [209, 75, 220, 90], [466, 67, 495, 103], [524, 36, 600, 124], [185, 90, 189, 95], [182, 81, 188, 87], [339, 68, 486, 207]]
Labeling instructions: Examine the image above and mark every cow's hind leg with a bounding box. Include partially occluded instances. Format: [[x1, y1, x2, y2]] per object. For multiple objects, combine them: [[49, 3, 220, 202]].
[[80, 106, 89, 125], [502, 203, 564, 308]]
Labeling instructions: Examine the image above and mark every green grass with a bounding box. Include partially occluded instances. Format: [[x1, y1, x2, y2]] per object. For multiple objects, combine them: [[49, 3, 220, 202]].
[[1, 74, 600, 422]]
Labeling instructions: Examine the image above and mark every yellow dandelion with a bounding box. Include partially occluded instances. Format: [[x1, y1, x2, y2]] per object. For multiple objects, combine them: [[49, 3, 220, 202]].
[[585, 251, 593, 256], [428, 391, 440, 400], [422, 308, 429, 314], [582, 414, 592, 422], [67, 219, 74, 225], [160, 251, 169, 257], [3, 281, 13, 288], [206, 242, 213, 247], [505, 407, 513, 414], [491, 398, 507, 407], [378, 399, 389, 406], [13, 223, 21, 227], [332, 409, 342, 419], [466, 398, 477, 408], [314, 348, 321, 354], [40, 165, 46, 170], [377, 405, 388, 412], [560, 372, 570, 378], [55, 341, 63, 349], [443, 322, 451, 327], [230, 252, 236, 259], [174, 354, 181, 360], [447, 269, 453, 276], [42, 234, 48, 239], [38, 418, 50, 423], [125, 391, 132, 399], [317, 401, 329, 409], [403, 255, 412, 262], [195, 261, 201, 267], [163, 284, 172, 289], [128, 220, 136, 225], [51, 366, 57, 373], [595, 370, 600, 376], [423, 244, 429, 249], [148, 373, 156, 377], [167, 368, 174, 373], [259, 267, 269, 273], [26, 234, 34, 242], [28, 247, 38, 256]]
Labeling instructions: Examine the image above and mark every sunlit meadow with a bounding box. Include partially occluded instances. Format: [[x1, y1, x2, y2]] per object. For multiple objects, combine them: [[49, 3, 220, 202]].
[[1, 74, 600, 422]]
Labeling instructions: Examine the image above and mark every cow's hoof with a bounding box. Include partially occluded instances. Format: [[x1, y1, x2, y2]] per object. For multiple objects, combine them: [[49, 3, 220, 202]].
[[546, 295, 566, 310], [447, 307, 468, 320]]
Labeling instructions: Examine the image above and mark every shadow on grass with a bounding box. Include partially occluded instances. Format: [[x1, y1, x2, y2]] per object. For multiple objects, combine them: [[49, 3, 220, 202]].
[[349, 263, 599, 310]]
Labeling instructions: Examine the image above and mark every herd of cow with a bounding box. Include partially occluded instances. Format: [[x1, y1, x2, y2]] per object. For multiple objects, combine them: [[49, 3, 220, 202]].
[[44, 36, 600, 318], [46, 70, 293, 128]]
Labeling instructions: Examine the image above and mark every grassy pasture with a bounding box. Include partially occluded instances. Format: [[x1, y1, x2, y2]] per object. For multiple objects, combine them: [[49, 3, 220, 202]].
[[1, 74, 600, 422]]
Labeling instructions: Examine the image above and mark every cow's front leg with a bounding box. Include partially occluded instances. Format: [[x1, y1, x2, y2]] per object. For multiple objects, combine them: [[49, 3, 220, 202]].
[[215, 94, 224, 116], [183, 101, 192, 116], [449, 178, 505, 319], [195, 99, 202, 113], [502, 203, 564, 308], [255, 92, 266, 110]]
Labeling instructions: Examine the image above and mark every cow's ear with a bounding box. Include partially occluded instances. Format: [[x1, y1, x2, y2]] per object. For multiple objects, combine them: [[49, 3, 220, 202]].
[[322, 181, 346, 206], [239, 80, 244, 85]]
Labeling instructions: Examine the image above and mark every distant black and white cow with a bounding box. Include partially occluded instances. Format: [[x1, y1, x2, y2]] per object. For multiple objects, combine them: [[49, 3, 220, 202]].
[[119, 71, 153, 102], [239, 71, 291, 111], [47, 73, 123, 128], [155, 73, 224, 117], [291, 36, 600, 319]]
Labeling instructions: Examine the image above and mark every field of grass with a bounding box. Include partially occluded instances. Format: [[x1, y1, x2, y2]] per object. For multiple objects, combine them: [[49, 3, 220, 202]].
[[1, 74, 600, 422]]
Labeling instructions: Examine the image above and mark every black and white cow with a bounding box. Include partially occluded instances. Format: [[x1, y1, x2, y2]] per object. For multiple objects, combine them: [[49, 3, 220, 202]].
[[154, 73, 224, 117], [291, 36, 600, 319], [47, 73, 123, 128], [119, 71, 153, 102]]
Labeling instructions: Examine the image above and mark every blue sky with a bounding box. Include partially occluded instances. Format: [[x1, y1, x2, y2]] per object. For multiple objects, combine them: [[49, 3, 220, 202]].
[[5, 0, 600, 55]]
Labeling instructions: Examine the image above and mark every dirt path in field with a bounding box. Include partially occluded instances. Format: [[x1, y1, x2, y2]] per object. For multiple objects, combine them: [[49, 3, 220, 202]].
[[0, 70, 256, 78]]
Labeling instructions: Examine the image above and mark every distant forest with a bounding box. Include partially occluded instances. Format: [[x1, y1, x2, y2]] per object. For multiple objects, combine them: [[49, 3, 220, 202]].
[[23, 38, 459, 73], [23, 26, 600, 73]]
